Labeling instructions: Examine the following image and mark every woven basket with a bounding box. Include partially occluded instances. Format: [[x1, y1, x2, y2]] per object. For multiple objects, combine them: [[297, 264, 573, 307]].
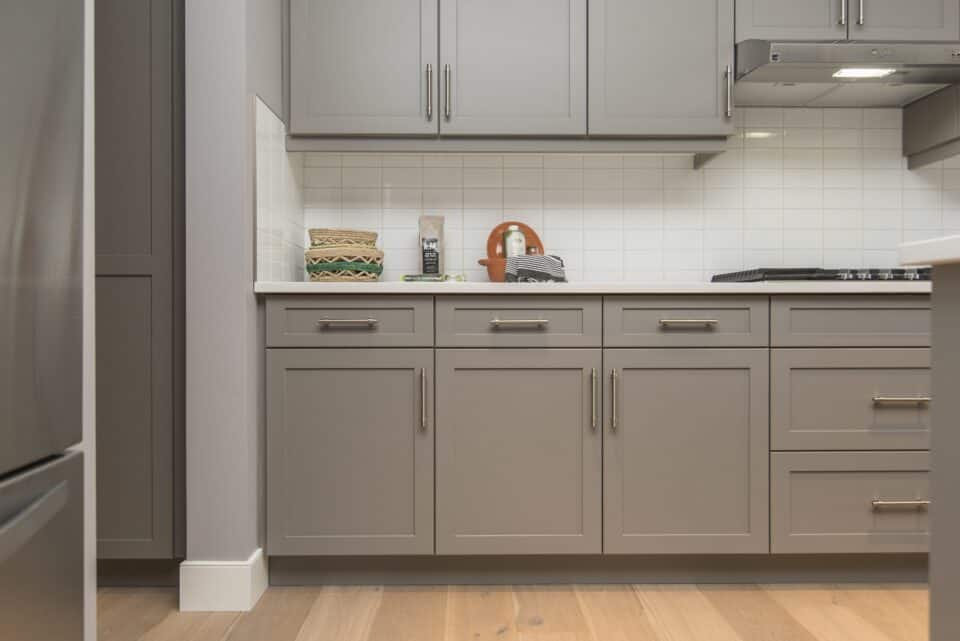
[[305, 246, 384, 282], [309, 228, 378, 249]]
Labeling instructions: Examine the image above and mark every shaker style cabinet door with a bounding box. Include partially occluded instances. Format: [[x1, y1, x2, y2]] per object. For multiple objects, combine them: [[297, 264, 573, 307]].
[[435, 349, 602, 554], [267, 349, 434, 555], [735, 0, 847, 41], [850, 0, 960, 41], [438, 0, 587, 135], [589, 0, 735, 136], [604, 349, 769, 554], [289, 0, 439, 135]]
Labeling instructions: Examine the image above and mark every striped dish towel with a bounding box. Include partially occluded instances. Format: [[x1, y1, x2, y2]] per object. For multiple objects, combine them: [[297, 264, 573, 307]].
[[505, 255, 567, 283]]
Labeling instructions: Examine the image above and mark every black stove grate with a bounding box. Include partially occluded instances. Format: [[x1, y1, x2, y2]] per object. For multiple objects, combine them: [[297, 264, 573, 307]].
[[712, 268, 931, 282]]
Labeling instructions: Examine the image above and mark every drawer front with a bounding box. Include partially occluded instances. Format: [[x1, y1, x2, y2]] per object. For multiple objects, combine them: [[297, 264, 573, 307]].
[[266, 296, 434, 347], [604, 296, 769, 347], [772, 349, 931, 451], [436, 296, 602, 347], [772, 295, 931, 347], [772, 452, 930, 554]]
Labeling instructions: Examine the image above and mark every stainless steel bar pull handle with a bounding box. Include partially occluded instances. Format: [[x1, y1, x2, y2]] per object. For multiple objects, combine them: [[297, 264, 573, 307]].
[[873, 396, 931, 406], [317, 318, 379, 328], [858, 0, 864, 25], [489, 318, 550, 329], [724, 65, 733, 119], [840, 0, 847, 25], [611, 369, 618, 432], [658, 319, 719, 328], [420, 368, 428, 432], [426, 64, 433, 120], [590, 368, 598, 431], [444, 64, 452, 119], [872, 499, 930, 510]]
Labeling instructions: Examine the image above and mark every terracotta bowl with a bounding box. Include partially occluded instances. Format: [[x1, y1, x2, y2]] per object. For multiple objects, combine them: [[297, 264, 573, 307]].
[[477, 221, 545, 282]]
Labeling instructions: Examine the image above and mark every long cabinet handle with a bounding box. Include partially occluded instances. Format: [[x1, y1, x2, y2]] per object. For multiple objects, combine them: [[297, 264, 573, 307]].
[[317, 318, 379, 328], [858, 0, 864, 25], [724, 65, 733, 120], [873, 396, 931, 406], [839, 0, 847, 25], [490, 318, 549, 329], [420, 368, 428, 432], [444, 64, 452, 119], [610, 369, 618, 432], [658, 319, 719, 329], [872, 499, 930, 510], [590, 368, 598, 431], [426, 64, 433, 121]]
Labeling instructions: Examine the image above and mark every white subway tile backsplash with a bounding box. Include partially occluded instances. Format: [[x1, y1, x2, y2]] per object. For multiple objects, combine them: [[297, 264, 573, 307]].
[[259, 107, 953, 283]]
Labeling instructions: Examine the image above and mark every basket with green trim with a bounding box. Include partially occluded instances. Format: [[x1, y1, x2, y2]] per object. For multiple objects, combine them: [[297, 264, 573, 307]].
[[305, 246, 384, 282]]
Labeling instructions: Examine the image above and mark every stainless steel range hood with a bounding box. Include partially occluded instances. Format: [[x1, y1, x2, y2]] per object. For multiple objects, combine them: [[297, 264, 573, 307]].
[[735, 40, 960, 107]]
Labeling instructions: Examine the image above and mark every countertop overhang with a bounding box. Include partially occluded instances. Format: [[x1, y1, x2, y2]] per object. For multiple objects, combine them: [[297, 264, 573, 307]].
[[900, 235, 960, 266], [255, 281, 933, 295]]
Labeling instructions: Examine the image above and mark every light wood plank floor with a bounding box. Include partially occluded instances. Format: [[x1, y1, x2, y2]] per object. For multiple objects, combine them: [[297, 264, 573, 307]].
[[98, 584, 929, 641]]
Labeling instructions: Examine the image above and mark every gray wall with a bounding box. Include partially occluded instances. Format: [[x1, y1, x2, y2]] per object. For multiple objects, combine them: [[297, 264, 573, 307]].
[[184, 0, 281, 562]]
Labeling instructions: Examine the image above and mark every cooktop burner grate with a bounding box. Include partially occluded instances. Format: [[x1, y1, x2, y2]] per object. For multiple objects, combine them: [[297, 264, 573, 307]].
[[711, 268, 931, 282]]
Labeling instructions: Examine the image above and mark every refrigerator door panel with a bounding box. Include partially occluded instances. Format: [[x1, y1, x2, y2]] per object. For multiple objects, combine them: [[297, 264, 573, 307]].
[[0, 0, 85, 476], [0, 452, 83, 640]]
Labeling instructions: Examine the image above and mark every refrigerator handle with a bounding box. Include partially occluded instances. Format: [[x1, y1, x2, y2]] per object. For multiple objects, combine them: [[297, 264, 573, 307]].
[[0, 481, 68, 564]]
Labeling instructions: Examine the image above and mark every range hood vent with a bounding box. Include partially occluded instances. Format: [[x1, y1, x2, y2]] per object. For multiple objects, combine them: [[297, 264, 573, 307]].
[[735, 40, 960, 108]]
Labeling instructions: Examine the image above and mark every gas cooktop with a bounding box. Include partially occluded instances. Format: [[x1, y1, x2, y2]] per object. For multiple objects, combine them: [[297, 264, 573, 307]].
[[711, 268, 932, 283]]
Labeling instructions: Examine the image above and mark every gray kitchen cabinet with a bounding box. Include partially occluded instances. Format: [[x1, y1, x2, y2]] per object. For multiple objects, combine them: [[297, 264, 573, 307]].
[[267, 349, 434, 556], [736, 0, 847, 41], [438, 0, 587, 135], [289, 0, 439, 135], [589, 0, 735, 136], [850, 0, 960, 41], [96, 0, 182, 559], [737, 0, 959, 42], [772, 452, 930, 554], [435, 349, 602, 555], [604, 349, 769, 554]]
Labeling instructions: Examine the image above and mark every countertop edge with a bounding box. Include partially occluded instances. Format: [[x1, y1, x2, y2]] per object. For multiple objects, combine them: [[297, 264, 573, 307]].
[[900, 235, 960, 266], [254, 281, 933, 295]]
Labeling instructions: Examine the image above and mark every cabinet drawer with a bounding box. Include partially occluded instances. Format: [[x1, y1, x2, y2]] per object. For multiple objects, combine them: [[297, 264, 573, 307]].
[[436, 296, 601, 347], [266, 296, 434, 347], [772, 349, 931, 451], [772, 452, 930, 554], [772, 296, 931, 347], [604, 296, 769, 347]]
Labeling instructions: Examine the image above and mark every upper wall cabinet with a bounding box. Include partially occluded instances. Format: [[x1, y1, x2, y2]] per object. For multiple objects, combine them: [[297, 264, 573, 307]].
[[737, 0, 960, 41], [589, 0, 735, 137], [736, 0, 846, 40], [439, 0, 587, 135], [289, 0, 439, 135], [851, 0, 960, 41]]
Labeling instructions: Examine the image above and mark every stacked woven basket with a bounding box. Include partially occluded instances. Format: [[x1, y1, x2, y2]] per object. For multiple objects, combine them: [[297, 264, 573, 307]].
[[305, 229, 384, 282]]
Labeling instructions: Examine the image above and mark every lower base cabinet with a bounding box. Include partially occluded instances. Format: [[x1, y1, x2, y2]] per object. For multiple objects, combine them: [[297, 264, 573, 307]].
[[436, 349, 603, 555], [604, 349, 770, 554], [266, 348, 434, 555], [772, 451, 931, 554]]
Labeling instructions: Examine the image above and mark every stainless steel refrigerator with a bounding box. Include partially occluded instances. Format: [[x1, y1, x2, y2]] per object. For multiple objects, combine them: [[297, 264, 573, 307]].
[[0, 1, 86, 639]]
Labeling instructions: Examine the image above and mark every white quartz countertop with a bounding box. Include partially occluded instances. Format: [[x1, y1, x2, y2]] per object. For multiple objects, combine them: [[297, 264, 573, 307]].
[[255, 280, 932, 295], [900, 235, 960, 266]]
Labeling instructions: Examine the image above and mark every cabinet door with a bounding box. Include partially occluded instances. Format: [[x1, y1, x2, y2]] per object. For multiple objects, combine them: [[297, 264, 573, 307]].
[[267, 349, 434, 555], [736, 0, 848, 40], [436, 349, 602, 554], [851, 0, 959, 41], [96, 0, 178, 559], [439, 0, 587, 135], [589, 0, 735, 136], [604, 349, 769, 554], [290, 0, 439, 135]]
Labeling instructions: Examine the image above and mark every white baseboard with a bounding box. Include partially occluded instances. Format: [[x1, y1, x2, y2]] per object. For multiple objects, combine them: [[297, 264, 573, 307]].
[[179, 548, 268, 612]]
